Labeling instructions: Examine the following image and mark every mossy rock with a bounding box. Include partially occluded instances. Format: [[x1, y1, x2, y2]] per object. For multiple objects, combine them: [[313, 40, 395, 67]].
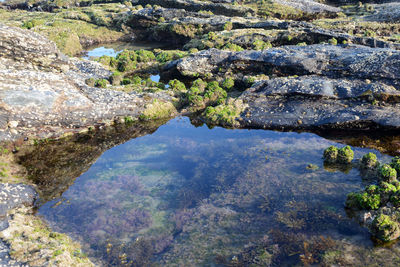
[[371, 214, 400, 242], [379, 164, 397, 183], [323, 146, 338, 163], [361, 152, 378, 169], [337, 146, 354, 164], [345, 191, 380, 210], [391, 156, 400, 173]]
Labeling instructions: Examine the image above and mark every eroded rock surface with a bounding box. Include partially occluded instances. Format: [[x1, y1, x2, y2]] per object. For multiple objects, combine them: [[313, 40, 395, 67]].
[[168, 44, 400, 130], [0, 24, 173, 141]]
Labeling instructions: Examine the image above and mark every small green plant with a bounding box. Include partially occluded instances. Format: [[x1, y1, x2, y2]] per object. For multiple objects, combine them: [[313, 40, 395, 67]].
[[95, 79, 109, 88], [223, 43, 243, 52], [328, 38, 338, 45], [391, 157, 400, 173], [124, 116, 134, 124]]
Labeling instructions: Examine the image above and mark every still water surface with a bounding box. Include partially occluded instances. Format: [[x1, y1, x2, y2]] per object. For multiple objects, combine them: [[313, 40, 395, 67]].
[[38, 117, 397, 266]]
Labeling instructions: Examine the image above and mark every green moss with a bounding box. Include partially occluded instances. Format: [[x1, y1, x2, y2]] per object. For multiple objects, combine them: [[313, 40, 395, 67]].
[[136, 49, 156, 63], [223, 21, 233, 31], [391, 157, 400, 173], [328, 38, 338, 45], [155, 50, 187, 64], [95, 79, 109, 88], [203, 99, 247, 127], [168, 79, 187, 94], [337, 146, 354, 164], [379, 164, 397, 183], [222, 77, 235, 91], [223, 43, 244, 52], [139, 100, 176, 120], [361, 152, 378, 169], [345, 191, 380, 210], [323, 146, 338, 163], [371, 214, 400, 242], [253, 39, 272, 50]]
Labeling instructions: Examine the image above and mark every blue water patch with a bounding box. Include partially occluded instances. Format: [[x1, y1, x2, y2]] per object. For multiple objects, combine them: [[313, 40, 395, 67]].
[[38, 117, 391, 266]]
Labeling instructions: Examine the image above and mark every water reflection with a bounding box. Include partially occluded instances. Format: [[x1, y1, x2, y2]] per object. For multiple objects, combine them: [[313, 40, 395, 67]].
[[82, 41, 165, 60], [36, 117, 399, 266]]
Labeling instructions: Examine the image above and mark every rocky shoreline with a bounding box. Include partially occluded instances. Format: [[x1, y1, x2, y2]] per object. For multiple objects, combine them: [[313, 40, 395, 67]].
[[1, 0, 400, 265]]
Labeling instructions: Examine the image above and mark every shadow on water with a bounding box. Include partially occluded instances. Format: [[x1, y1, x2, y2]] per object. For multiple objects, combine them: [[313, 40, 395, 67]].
[[17, 119, 169, 203], [16, 117, 400, 266]]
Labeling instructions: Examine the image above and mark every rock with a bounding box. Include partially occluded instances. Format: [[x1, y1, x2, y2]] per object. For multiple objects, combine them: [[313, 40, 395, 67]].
[[167, 45, 400, 130], [364, 3, 400, 23], [134, 0, 255, 17], [0, 24, 173, 141], [173, 45, 400, 80], [239, 75, 400, 130], [273, 0, 341, 14]]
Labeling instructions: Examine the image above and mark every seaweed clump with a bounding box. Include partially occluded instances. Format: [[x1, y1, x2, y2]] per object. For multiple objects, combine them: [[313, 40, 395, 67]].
[[322, 147, 400, 242]]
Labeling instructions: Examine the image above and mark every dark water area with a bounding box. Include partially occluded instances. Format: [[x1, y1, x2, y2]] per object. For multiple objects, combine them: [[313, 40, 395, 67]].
[[35, 117, 400, 266]]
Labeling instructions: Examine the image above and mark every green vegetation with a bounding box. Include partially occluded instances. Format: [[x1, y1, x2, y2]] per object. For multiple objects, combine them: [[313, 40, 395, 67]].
[[379, 164, 397, 183], [323, 146, 338, 163], [222, 77, 235, 91], [337, 146, 354, 164], [361, 152, 378, 169], [346, 191, 381, 210], [371, 214, 400, 242], [95, 79, 109, 88]]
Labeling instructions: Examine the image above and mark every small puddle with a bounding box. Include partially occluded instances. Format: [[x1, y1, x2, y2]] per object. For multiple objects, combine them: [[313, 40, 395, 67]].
[[34, 117, 398, 266], [82, 41, 166, 60]]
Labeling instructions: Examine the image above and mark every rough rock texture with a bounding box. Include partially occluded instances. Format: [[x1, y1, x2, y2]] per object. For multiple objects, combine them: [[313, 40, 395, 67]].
[[239, 76, 400, 130], [0, 24, 171, 141], [274, 0, 341, 14], [173, 45, 400, 80], [169, 44, 400, 130], [365, 3, 400, 23], [0, 183, 36, 267], [134, 0, 255, 17]]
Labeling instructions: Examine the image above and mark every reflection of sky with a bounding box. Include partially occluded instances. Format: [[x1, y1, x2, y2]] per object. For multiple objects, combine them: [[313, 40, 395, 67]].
[[37, 117, 388, 265], [82, 47, 121, 59]]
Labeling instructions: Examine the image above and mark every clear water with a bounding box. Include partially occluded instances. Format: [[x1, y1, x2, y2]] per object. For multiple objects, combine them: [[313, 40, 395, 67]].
[[82, 42, 165, 60], [37, 117, 398, 266]]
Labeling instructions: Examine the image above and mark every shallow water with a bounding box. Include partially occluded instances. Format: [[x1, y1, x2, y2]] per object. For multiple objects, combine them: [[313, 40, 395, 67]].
[[37, 117, 399, 266], [82, 41, 165, 60]]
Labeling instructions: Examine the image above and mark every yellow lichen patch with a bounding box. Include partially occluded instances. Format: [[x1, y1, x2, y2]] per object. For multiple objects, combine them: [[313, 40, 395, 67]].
[[0, 207, 94, 267], [140, 99, 177, 120]]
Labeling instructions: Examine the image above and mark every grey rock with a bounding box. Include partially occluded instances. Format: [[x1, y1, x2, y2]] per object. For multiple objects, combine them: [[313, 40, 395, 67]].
[[274, 0, 341, 14], [0, 24, 168, 141], [238, 76, 400, 130], [364, 3, 400, 22], [134, 0, 255, 17], [173, 45, 400, 80]]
